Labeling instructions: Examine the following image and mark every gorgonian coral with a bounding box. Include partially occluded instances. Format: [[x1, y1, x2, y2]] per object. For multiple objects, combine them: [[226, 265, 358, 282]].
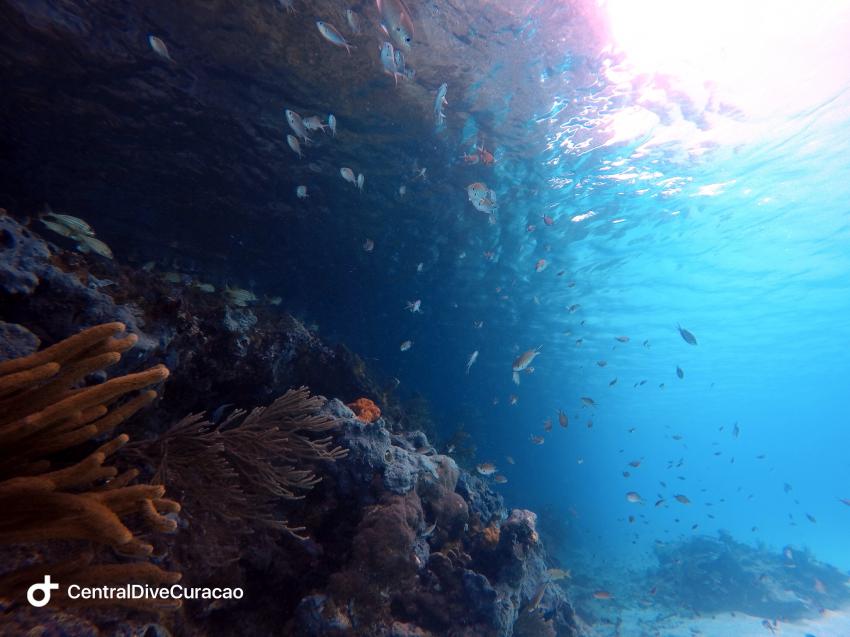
[[124, 387, 348, 582]]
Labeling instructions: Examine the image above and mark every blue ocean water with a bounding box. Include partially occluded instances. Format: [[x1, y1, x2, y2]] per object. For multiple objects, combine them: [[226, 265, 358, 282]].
[[326, 1, 850, 586], [281, 8, 850, 587]]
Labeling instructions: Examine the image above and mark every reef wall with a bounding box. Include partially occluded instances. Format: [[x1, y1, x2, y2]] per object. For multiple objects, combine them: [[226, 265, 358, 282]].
[[0, 213, 584, 636]]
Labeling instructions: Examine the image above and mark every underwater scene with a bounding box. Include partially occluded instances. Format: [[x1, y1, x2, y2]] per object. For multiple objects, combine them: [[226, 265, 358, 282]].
[[1, 0, 850, 635]]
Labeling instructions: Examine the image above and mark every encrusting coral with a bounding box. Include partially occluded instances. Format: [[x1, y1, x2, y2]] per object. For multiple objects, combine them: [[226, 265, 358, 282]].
[[124, 386, 349, 581], [0, 322, 181, 608]]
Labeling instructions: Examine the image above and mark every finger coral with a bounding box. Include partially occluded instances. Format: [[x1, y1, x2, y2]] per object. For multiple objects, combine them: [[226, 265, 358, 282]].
[[124, 386, 349, 583], [347, 397, 381, 423], [0, 322, 180, 609]]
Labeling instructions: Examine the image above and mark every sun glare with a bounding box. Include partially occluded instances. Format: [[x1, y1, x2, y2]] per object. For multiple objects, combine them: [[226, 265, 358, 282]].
[[604, 0, 850, 118]]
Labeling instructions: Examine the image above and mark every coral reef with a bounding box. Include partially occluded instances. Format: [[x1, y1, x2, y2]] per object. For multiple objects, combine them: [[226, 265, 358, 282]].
[[648, 532, 850, 620], [284, 401, 582, 636], [0, 218, 584, 636], [0, 322, 180, 609]]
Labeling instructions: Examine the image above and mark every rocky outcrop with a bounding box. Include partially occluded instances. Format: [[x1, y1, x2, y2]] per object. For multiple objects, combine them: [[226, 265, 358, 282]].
[[287, 401, 581, 637]]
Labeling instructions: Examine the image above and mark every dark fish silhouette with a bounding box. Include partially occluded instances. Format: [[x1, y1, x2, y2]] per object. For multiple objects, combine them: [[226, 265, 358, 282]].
[[557, 410, 568, 428], [676, 365, 684, 379], [733, 422, 740, 438], [677, 324, 698, 345]]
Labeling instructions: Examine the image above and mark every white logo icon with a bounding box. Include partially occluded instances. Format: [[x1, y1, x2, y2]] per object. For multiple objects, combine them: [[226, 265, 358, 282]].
[[27, 575, 59, 607]]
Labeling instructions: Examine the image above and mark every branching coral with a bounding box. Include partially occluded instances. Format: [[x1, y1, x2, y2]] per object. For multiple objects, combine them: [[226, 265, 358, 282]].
[[347, 397, 381, 423], [124, 387, 349, 580], [0, 322, 181, 608]]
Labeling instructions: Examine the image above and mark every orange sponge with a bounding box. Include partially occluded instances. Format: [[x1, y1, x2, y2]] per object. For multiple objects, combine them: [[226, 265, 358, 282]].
[[347, 397, 381, 423]]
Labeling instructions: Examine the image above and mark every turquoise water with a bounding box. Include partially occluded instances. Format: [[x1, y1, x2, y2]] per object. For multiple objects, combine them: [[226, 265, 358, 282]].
[[289, 5, 850, 590], [498, 85, 850, 573], [403, 6, 850, 578]]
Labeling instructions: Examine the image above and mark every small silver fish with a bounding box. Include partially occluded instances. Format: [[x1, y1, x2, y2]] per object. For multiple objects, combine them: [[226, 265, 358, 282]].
[[287, 134, 303, 158], [527, 582, 547, 611], [41, 219, 75, 238], [285, 109, 311, 143], [379, 41, 402, 86], [44, 211, 94, 236], [76, 235, 113, 259], [302, 115, 328, 133], [435, 83, 448, 126], [465, 350, 478, 374], [316, 21, 354, 56], [345, 9, 361, 34], [328, 114, 337, 136], [340, 167, 356, 185], [148, 35, 173, 61], [357, 173, 364, 192], [296, 185, 308, 199]]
